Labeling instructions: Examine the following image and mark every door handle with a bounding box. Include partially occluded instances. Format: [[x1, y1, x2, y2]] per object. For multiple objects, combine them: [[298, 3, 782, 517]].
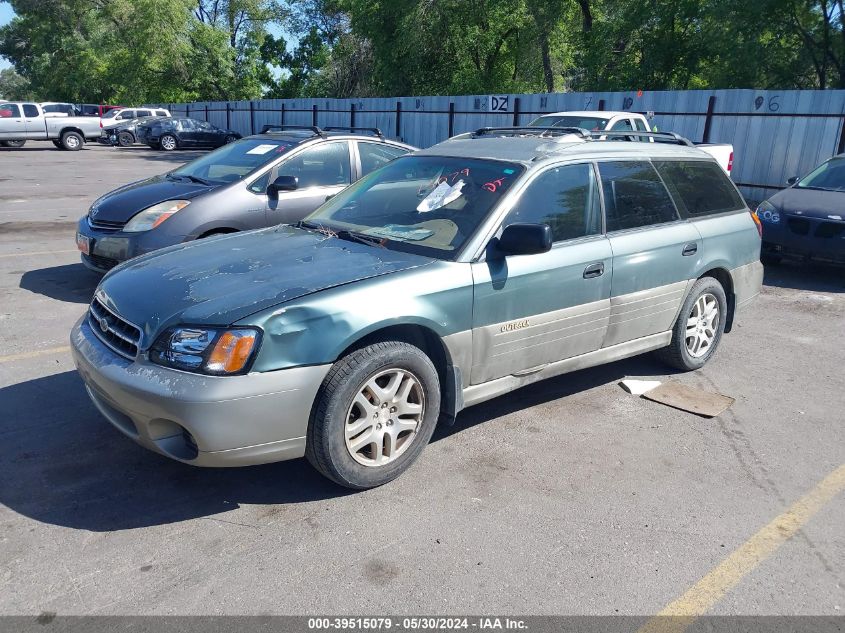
[[682, 242, 698, 256], [583, 262, 605, 279]]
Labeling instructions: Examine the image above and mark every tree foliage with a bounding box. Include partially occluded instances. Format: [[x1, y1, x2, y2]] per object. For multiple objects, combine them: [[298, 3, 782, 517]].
[[0, 0, 844, 102]]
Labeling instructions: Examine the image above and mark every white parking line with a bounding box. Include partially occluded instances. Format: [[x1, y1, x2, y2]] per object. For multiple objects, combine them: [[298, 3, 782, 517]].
[[0, 249, 77, 259]]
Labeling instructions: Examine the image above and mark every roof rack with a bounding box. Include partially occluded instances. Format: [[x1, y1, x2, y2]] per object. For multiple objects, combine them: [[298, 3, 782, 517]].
[[323, 126, 384, 138], [472, 126, 591, 139], [260, 124, 326, 137], [588, 131, 694, 146]]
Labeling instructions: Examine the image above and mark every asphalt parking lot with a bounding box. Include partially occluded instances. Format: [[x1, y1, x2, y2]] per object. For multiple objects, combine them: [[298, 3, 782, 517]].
[[0, 141, 843, 617]]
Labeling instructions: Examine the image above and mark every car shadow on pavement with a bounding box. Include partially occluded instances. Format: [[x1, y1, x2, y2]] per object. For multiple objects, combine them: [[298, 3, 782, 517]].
[[762, 260, 845, 293], [110, 147, 208, 164], [0, 354, 675, 532], [19, 263, 100, 304]]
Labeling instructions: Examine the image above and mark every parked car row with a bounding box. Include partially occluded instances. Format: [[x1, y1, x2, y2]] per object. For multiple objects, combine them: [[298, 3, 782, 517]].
[[71, 124, 764, 490]]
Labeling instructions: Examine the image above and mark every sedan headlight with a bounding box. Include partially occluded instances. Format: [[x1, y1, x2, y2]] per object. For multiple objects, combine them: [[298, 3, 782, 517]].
[[150, 327, 261, 375], [756, 200, 780, 224], [124, 200, 190, 232]]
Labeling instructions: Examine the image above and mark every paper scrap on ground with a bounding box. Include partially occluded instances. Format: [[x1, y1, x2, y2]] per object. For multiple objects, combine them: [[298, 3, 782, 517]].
[[417, 180, 465, 212], [642, 380, 735, 418], [619, 379, 663, 395]]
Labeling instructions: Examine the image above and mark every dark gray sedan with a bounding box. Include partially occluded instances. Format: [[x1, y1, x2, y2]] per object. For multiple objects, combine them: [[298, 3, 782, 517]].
[[757, 154, 845, 264], [76, 126, 415, 272]]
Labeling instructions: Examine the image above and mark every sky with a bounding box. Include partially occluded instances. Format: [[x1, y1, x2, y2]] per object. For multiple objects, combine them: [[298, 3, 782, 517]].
[[0, 3, 12, 70]]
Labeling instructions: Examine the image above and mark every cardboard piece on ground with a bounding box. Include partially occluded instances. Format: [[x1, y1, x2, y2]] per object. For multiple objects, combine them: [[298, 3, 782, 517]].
[[619, 379, 663, 395], [642, 380, 734, 418]]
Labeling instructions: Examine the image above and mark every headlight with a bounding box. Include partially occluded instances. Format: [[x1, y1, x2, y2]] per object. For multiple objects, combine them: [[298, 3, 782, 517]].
[[124, 200, 190, 232], [150, 327, 261, 375], [756, 200, 780, 224]]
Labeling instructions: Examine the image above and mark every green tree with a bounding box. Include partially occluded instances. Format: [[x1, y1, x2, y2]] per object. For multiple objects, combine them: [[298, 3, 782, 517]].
[[0, 67, 33, 99]]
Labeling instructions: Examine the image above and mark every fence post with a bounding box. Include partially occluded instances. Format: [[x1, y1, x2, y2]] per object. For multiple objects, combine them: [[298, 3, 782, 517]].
[[512, 97, 521, 126], [395, 101, 402, 139], [205, 104, 208, 122], [448, 102, 455, 137], [312, 104, 318, 127], [249, 101, 255, 135], [281, 103, 285, 125], [837, 119, 845, 155], [186, 102, 190, 118], [226, 102, 231, 130], [702, 95, 717, 143], [598, 99, 606, 111], [350, 102, 356, 127]]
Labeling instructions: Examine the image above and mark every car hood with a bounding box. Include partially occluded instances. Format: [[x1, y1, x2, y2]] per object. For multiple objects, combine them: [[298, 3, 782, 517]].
[[90, 175, 215, 223], [768, 187, 845, 220], [97, 225, 435, 346]]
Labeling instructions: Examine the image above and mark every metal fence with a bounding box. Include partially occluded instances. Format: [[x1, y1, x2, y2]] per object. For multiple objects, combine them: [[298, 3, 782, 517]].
[[151, 89, 845, 203]]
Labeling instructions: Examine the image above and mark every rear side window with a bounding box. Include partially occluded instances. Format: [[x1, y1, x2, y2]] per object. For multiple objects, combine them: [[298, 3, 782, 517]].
[[598, 161, 679, 231], [0, 104, 21, 117], [23, 104, 39, 117], [136, 109, 152, 118], [156, 110, 168, 116], [655, 160, 745, 217], [505, 163, 601, 241], [358, 142, 409, 176]]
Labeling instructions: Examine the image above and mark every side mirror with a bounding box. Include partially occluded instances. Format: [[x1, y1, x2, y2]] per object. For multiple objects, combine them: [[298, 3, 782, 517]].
[[787, 176, 798, 186], [495, 223, 552, 256], [267, 175, 298, 199]]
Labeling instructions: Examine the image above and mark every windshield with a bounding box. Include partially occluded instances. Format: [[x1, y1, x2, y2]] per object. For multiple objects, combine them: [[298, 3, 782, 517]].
[[171, 138, 295, 184], [529, 115, 609, 130], [101, 109, 121, 119], [304, 155, 524, 259], [796, 157, 845, 191]]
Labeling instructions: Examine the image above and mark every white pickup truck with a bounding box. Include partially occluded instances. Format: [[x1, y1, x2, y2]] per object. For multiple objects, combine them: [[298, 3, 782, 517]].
[[0, 101, 103, 150], [529, 110, 734, 175]]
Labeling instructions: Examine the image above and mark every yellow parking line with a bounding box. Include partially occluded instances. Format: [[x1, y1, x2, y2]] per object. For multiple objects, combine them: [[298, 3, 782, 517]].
[[0, 249, 77, 259], [0, 346, 71, 363], [638, 463, 845, 633]]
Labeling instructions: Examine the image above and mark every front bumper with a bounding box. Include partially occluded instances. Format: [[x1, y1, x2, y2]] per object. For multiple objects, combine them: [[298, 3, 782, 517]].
[[71, 315, 330, 467], [761, 215, 845, 263], [76, 216, 187, 272]]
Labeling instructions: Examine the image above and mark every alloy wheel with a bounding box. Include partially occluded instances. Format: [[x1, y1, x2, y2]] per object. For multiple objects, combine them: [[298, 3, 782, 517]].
[[685, 293, 720, 358]]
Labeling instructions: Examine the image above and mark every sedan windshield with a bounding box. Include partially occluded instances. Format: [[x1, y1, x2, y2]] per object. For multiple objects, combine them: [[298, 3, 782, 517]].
[[304, 155, 524, 259], [796, 157, 845, 191], [171, 138, 294, 184], [529, 115, 609, 130]]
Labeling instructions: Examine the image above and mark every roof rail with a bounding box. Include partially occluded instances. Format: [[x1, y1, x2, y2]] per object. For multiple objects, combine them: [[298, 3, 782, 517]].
[[471, 126, 591, 139], [323, 126, 384, 138], [260, 124, 326, 138], [588, 131, 694, 146]]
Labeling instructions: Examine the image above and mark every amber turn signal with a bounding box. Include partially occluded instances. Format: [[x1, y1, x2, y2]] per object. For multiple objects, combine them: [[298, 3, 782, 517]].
[[207, 330, 258, 374]]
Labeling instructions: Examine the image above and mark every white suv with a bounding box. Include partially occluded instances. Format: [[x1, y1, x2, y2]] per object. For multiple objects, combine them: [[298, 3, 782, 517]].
[[101, 107, 170, 131]]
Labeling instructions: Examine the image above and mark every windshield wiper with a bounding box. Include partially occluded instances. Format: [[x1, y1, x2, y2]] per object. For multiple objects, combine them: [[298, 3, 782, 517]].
[[168, 173, 212, 186], [295, 221, 384, 247]]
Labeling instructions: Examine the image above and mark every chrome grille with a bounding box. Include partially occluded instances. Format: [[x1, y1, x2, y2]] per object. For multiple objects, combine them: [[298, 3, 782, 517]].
[[87, 216, 126, 232], [88, 297, 142, 360]]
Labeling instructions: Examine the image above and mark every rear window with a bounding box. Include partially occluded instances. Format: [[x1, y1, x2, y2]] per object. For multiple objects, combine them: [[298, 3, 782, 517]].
[[529, 115, 610, 130], [655, 160, 745, 217], [598, 161, 679, 231]]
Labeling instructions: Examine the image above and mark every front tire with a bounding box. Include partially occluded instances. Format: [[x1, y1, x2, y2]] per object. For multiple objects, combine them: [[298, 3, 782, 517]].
[[117, 131, 134, 147], [52, 140, 63, 149], [306, 341, 440, 489], [656, 277, 727, 371], [61, 131, 83, 151], [159, 134, 178, 151]]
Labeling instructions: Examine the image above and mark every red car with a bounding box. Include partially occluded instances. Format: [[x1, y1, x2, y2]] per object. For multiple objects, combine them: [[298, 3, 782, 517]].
[[78, 104, 124, 117]]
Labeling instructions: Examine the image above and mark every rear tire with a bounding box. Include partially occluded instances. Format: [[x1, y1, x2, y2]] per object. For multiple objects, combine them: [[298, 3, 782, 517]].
[[61, 131, 83, 151], [224, 134, 237, 144], [117, 131, 134, 147], [160, 134, 178, 151], [656, 277, 727, 371], [2, 140, 26, 148], [306, 341, 440, 489]]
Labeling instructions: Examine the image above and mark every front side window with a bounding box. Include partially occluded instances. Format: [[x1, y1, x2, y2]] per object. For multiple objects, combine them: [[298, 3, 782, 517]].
[[277, 142, 351, 188], [504, 163, 601, 242], [137, 109, 152, 118], [598, 161, 679, 231], [529, 115, 610, 131], [156, 110, 168, 116], [610, 118, 634, 131], [0, 104, 21, 118], [635, 118, 649, 132], [358, 142, 409, 176], [171, 138, 294, 184], [795, 157, 845, 192], [306, 156, 524, 259], [655, 160, 745, 217], [23, 104, 39, 117]]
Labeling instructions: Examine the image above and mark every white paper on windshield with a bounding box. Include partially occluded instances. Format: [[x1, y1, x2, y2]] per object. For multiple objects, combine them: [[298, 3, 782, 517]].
[[246, 144, 277, 155], [416, 180, 465, 212]]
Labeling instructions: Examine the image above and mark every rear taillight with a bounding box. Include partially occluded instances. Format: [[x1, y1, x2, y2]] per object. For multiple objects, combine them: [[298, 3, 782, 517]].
[[750, 208, 762, 238], [99, 120, 103, 128], [727, 151, 734, 173]]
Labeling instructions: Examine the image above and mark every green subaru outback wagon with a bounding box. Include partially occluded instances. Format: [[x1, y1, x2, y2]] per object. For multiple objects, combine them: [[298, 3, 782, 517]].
[[71, 127, 763, 489]]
